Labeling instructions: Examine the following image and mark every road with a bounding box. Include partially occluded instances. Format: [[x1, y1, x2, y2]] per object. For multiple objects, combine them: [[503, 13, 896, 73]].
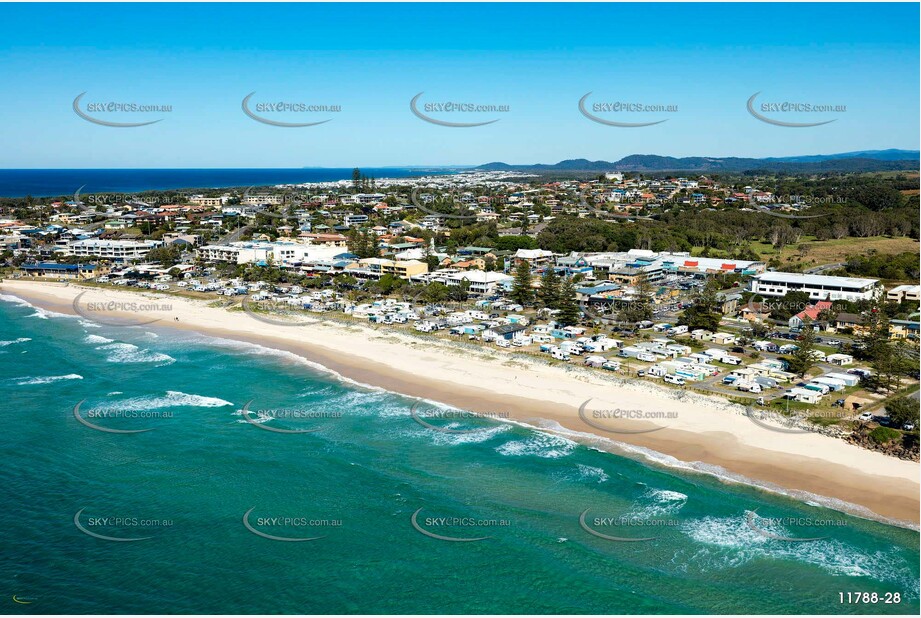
[[218, 224, 252, 244], [805, 262, 845, 275]]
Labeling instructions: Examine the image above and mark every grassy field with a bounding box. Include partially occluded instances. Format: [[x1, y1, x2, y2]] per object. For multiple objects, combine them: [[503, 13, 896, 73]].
[[749, 236, 919, 268]]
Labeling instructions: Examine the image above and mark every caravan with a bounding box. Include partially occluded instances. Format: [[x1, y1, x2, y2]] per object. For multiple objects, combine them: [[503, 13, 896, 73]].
[[550, 348, 570, 361]]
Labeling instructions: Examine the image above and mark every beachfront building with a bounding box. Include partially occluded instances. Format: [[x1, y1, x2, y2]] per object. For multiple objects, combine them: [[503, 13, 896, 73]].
[[750, 272, 881, 302], [197, 241, 344, 266], [345, 258, 428, 281], [68, 239, 163, 262], [439, 270, 513, 296], [19, 262, 97, 279]]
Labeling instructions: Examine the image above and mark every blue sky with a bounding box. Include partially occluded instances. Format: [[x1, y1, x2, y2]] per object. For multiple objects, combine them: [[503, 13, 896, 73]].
[[1, 2, 918, 168]]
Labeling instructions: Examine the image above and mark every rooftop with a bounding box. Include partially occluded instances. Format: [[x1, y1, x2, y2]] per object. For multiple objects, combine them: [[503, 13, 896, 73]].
[[754, 271, 879, 288]]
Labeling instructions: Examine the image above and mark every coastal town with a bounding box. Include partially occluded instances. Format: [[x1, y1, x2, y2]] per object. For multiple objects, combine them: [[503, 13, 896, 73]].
[[2, 169, 919, 457]]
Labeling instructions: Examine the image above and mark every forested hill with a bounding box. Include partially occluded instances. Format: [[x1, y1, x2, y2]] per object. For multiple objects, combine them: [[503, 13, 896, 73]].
[[477, 151, 920, 173]]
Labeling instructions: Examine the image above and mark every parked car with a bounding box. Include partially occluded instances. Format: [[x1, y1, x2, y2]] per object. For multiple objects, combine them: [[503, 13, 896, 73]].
[[858, 412, 873, 422]]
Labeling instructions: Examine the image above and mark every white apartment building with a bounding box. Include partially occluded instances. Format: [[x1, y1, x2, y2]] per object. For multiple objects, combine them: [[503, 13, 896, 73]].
[[242, 194, 283, 206], [68, 239, 162, 262], [190, 195, 227, 207], [197, 241, 343, 266], [442, 270, 513, 296], [750, 272, 881, 302]]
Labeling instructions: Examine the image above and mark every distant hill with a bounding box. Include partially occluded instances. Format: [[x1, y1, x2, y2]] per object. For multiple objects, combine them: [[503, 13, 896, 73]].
[[476, 151, 920, 173]]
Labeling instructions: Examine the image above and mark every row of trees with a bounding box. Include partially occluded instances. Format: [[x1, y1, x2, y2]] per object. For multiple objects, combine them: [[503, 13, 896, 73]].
[[508, 262, 581, 326]]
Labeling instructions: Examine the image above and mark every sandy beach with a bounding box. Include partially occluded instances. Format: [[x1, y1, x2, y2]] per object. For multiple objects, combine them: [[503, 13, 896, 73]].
[[3, 279, 919, 527]]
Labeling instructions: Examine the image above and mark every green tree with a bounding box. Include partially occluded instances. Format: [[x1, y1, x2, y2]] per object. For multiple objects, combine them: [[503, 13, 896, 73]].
[[537, 267, 561, 310], [679, 279, 722, 332], [422, 282, 449, 303], [770, 290, 811, 322], [555, 278, 581, 327], [786, 320, 819, 377], [619, 278, 654, 324], [509, 261, 534, 306], [886, 397, 920, 428]]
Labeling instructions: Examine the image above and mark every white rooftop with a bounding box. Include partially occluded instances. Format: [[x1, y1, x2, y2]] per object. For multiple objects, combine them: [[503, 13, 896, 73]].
[[754, 271, 878, 288]]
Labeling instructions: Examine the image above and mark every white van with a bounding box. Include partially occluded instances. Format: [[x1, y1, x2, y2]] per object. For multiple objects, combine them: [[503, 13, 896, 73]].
[[636, 352, 657, 363], [663, 374, 686, 386], [550, 348, 570, 361]]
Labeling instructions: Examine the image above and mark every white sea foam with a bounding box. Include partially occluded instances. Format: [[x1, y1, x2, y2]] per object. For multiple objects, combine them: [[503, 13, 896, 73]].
[[495, 432, 576, 459], [0, 293, 33, 308], [0, 337, 31, 347], [98, 391, 233, 412], [29, 306, 73, 320], [629, 488, 688, 519], [681, 514, 918, 586], [84, 334, 115, 345], [575, 464, 609, 483], [426, 423, 510, 446], [96, 342, 175, 364], [13, 373, 83, 386]]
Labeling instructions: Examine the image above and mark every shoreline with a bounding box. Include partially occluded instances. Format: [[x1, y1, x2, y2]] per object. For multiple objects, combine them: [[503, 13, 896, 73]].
[[3, 279, 919, 528]]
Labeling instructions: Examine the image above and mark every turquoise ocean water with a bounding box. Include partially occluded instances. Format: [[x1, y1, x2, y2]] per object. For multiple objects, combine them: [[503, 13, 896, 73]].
[[1, 294, 918, 614]]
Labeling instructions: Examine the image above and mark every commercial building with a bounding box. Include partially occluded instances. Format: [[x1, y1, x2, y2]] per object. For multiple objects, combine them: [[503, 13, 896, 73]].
[[750, 272, 881, 302]]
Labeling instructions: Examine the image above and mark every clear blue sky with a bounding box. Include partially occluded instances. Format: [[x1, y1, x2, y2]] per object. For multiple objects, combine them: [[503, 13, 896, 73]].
[[1, 2, 918, 168]]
